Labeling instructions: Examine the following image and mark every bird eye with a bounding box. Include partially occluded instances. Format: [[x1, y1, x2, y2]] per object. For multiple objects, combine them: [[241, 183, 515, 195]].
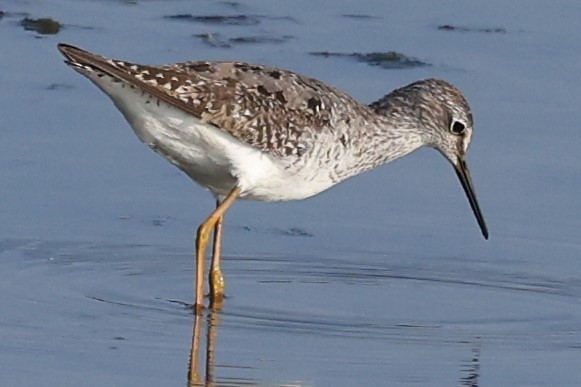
[[450, 120, 466, 135]]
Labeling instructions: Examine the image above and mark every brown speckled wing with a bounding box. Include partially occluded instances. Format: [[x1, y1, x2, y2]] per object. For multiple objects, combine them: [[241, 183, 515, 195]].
[[58, 44, 373, 158]]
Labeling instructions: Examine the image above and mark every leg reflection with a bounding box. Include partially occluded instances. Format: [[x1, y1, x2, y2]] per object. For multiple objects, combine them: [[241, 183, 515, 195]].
[[188, 309, 220, 387], [460, 342, 481, 387], [205, 311, 219, 384]]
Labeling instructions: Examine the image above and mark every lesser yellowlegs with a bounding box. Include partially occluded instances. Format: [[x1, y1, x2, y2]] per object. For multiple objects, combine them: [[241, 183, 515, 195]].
[[58, 43, 488, 312]]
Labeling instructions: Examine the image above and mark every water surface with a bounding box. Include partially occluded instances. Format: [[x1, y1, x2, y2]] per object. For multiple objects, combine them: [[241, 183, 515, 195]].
[[1, 1, 580, 386]]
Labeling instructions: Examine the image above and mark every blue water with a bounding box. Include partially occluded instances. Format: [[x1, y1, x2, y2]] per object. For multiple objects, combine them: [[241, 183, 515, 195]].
[[1, 1, 580, 386]]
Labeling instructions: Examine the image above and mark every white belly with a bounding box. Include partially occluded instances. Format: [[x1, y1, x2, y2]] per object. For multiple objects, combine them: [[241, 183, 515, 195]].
[[85, 72, 335, 201]]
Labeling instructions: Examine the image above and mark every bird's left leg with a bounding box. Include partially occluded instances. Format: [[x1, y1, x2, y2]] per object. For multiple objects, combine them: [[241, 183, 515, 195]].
[[194, 186, 240, 313]]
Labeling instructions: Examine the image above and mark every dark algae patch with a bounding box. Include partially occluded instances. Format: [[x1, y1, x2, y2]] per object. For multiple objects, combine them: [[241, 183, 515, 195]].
[[166, 14, 261, 26], [438, 24, 506, 33], [20, 17, 62, 35], [229, 35, 293, 44], [357, 52, 429, 68], [341, 14, 380, 19], [46, 83, 74, 91], [194, 32, 293, 48], [282, 227, 314, 238], [310, 51, 429, 69], [166, 14, 297, 26], [217, 1, 244, 9]]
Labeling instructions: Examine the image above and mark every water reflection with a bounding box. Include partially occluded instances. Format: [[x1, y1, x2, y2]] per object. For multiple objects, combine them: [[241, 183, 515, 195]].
[[460, 342, 481, 387], [186, 305, 485, 386], [188, 311, 220, 387], [188, 310, 265, 387]]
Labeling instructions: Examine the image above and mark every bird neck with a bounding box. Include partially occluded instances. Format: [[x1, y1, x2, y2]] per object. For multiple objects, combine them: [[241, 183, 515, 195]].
[[334, 115, 427, 182], [377, 115, 427, 164]]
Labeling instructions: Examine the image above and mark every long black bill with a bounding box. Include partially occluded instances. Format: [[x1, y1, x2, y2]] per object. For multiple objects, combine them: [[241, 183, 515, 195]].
[[454, 157, 489, 239]]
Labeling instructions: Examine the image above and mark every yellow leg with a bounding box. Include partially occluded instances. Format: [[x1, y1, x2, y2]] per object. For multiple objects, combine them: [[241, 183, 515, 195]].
[[209, 201, 225, 310], [194, 187, 240, 313]]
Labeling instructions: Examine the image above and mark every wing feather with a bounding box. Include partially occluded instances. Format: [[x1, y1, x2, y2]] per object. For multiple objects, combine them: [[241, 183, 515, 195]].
[[58, 44, 375, 158]]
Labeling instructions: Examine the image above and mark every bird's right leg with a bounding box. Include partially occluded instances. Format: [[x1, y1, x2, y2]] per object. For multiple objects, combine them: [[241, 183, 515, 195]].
[[209, 203, 225, 310]]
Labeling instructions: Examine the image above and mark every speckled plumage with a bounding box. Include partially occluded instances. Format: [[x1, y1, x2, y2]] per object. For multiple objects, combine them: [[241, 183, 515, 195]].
[[57, 44, 476, 200], [58, 43, 488, 309], [61, 44, 377, 160]]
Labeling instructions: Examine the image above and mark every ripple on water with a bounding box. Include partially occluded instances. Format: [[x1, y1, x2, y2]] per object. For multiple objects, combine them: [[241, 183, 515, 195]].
[[221, 249, 581, 348], [2, 238, 580, 386]]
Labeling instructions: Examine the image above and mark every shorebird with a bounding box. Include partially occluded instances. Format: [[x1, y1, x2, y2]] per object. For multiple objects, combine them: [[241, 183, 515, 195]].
[[58, 43, 488, 312]]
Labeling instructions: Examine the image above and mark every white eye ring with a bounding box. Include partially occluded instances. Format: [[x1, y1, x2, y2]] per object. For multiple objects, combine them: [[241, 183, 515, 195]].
[[450, 120, 466, 135]]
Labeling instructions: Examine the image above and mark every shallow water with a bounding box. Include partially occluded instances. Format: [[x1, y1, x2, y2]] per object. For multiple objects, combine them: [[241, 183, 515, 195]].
[[1, 1, 581, 386]]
